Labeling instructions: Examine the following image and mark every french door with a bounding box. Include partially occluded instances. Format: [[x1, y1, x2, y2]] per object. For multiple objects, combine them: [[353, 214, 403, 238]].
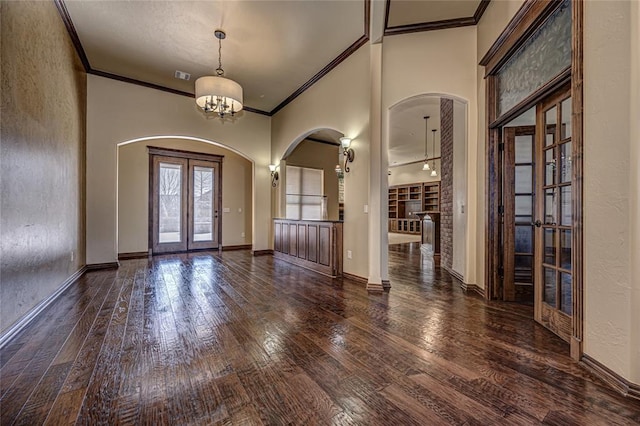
[[501, 86, 573, 342], [149, 148, 222, 255], [534, 87, 573, 342], [502, 125, 536, 303]]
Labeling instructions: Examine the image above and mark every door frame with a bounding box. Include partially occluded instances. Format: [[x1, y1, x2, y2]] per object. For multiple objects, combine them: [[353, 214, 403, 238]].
[[480, 0, 584, 360], [148, 146, 223, 255]]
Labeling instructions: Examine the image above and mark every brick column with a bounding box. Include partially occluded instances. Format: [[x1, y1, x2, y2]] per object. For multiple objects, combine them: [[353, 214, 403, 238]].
[[440, 98, 454, 270]]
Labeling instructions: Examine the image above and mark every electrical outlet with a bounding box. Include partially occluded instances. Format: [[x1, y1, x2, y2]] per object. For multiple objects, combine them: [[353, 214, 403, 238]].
[[241, 232, 245, 238], [347, 250, 352, 259], [238, 207, 242, 213], [364, 204, 368, 213], [223, 207, 230, 213]]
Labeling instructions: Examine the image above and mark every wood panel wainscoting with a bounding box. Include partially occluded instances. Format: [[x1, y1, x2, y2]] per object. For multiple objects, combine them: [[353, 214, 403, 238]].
[[273, 219, 343, 278]]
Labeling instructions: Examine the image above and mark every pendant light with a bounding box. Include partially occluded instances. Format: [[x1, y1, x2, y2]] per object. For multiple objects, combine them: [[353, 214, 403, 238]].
[[195, 30, 243, 118], [430, 129, 438, 177], [422, 116, 430, 171]]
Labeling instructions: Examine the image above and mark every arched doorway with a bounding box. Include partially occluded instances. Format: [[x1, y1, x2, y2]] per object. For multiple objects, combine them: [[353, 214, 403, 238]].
[[387, 94, 469, 282], [116, 137, 253, 258]]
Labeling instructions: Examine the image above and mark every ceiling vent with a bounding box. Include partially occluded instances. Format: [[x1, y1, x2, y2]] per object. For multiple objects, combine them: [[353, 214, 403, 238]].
[[174, 70, 191, 81]]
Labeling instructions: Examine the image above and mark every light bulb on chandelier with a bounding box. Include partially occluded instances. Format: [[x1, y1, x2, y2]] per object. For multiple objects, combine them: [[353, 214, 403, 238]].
[[195, 30, 243, 118]]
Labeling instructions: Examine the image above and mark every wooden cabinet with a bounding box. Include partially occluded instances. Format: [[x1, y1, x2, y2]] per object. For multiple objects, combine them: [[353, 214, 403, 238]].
[[273, 219, 342, 278], [388, 182, 440, 234]]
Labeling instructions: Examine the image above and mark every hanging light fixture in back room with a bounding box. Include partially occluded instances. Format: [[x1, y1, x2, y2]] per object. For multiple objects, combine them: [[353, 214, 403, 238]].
[[195, 30, 243, 118], [422, 116, 431, 171]]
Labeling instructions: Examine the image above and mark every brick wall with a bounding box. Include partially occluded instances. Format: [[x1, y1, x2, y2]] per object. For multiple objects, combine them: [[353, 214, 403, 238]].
[[440, 98, 454, 270]]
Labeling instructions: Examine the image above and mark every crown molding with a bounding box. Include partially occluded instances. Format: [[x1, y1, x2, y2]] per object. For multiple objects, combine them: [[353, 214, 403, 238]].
[[384, 0, 491, 36], [54, 0, 370, 118]]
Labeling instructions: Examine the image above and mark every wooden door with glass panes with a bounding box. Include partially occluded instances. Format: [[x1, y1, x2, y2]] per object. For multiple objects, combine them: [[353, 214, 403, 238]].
[[534, 86, 573, 342]]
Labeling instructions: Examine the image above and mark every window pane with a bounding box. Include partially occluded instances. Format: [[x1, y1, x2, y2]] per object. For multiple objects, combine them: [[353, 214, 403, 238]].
[[560, 272, 572, 315], [193, 166, 213, 242], [159, 163, 182, 243], [560, 142, 572, 183], [515, 135, 533, 163], [545, 148, 555, 185], [544, 268, 557, 307], [285, 166, 324, 220], [561, 97, 572, 139], [560, 229, 572, 271], [497, 0, 572, 115], [545, 106, 557, 147], [561, 185, 572, 226], [544, 228, 556, 265], [515, 195, 533, 221], [515, 225, 533, 254], [545, 188, 557, 225], [515, 165, 533, 194]]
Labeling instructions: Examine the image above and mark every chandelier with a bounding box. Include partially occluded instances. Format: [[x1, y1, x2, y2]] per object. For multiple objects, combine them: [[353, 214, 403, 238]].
[[195, 30, 243, 118]]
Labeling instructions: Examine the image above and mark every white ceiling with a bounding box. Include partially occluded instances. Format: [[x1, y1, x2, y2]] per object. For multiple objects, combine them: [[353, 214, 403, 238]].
[[389, 96, 443, 166], [387, 0, 482, 27], [64, 0, 364, 113]]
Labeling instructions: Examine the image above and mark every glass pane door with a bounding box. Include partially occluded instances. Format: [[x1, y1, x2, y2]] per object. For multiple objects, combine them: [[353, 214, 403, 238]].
[[152, 156, 188, 254], [535, 87, 572, 342], [502, 124, 536, 302], [188, 160, 219, 250], [150, 151, 222, 254]]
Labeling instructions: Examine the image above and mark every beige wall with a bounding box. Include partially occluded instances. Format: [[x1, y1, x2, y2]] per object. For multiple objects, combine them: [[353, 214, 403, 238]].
[[285, 139, 340, 221], [0, 1, 86, 333], [452, 101, 468, 277], [86, 75, 271, 264], [382, 27, 478, 283], [583, 0, 639, 383], [388, 163, 440, 187], [118, 139, 252, 254], [271, 46, 371, 279]]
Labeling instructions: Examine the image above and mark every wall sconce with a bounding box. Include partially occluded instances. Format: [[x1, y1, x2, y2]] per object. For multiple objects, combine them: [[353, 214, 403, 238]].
[[340, 137, 355, 173], [269, 164, 279, 187]]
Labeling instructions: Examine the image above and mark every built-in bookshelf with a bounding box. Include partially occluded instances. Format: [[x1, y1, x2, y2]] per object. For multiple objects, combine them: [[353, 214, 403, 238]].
[[388, 182, 440, 234]]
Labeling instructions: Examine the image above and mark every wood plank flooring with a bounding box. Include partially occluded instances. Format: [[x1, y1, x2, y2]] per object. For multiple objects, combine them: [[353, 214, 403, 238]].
[[1, 244, 639, 425]]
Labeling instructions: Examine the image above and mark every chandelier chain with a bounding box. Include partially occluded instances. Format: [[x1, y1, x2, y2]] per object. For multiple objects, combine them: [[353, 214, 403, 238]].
[[217, 35, 224, 76]]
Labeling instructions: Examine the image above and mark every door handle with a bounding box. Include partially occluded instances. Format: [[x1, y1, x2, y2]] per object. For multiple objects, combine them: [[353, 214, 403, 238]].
[[532, 220, 542, 227]]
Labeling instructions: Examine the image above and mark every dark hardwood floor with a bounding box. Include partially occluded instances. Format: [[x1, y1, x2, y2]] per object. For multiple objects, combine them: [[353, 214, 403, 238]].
[[2, 243, 639, 425]]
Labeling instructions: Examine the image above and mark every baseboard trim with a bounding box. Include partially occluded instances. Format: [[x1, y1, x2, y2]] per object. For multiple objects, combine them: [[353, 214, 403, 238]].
[[442, 264, 464, 283], [86, 262, 120, 270], [581, 354, 640, 400], [343, 272, 367, 284], [366, 281, 384, 292], [0, 266, 87, 350], [460, 282, 486, 298], [222, 244, 252, 251], [252, 249, 273, 256], [118, 251, 148, 260]]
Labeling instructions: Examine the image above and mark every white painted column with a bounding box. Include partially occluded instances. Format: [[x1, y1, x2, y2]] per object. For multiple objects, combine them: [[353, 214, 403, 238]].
[[367, 41, 389, 291]]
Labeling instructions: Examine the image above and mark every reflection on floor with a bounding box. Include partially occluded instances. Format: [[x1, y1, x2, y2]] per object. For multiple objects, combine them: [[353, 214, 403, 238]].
[[1, 248, 639, 424], [388, 232, 421, 245]]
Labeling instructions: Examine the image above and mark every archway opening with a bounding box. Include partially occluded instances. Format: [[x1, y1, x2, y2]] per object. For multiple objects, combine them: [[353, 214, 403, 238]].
[[387, 94, 468, 283], [116, 136, 254, 257]]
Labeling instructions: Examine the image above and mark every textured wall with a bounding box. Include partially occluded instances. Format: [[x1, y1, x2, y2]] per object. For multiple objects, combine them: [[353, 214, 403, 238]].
[[1, 2, 86, 333], [440, 98, 454, 271], [118, 139, 253, 254]]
